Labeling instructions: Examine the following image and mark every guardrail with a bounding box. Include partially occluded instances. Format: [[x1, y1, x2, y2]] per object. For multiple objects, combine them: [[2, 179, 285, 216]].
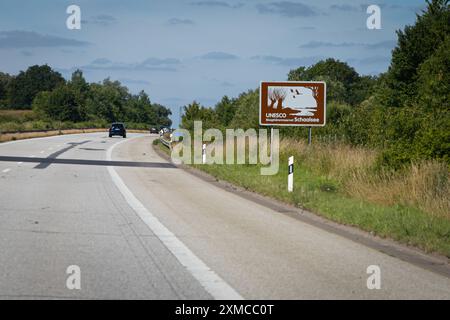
[[159, 137, 171, 148]]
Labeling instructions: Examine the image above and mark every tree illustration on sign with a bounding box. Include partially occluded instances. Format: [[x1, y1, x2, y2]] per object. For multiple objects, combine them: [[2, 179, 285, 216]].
[[268, 88, 286, 110]]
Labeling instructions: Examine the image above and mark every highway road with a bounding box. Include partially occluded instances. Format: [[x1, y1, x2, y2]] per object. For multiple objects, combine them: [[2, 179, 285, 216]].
[[0, 132, 449, 299]]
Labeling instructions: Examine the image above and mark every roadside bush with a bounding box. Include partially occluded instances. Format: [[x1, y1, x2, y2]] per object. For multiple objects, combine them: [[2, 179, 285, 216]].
[[0, 121, 23, 132]]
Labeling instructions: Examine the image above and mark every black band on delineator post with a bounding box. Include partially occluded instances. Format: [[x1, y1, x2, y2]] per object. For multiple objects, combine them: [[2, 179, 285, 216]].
[[288, 164, 294, 174]]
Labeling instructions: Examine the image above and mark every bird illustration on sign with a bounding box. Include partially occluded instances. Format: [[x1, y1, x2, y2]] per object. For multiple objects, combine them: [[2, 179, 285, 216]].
[[267, 86, 319, 116]]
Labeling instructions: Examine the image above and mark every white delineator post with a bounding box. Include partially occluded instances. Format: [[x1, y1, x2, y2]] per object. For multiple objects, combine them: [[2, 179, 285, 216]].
[[202, 143, 206, 164], [288, 156, 294, 192]]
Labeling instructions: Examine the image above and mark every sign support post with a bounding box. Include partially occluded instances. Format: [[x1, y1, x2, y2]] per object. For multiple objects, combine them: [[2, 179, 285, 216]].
[[270, 127, 274, 163]]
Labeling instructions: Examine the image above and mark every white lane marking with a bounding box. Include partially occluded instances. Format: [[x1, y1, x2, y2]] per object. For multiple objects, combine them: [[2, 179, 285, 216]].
[[106, 138, 243, 300], [40, 151, 45, 154], [17, 162, 23, 165], [2, 168, 11, 173], [30, 155, 35, 158]]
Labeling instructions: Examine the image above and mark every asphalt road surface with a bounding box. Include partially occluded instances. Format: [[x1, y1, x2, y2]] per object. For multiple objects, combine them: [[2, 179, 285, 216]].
[[0, 132, 449, 299]]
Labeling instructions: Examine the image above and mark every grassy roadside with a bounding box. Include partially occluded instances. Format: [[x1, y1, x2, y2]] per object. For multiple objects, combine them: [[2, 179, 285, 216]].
[[0, 110, 151, 143], [155, 138, 450, 258], [0, 128, 149, 143], [0, 110, 154, 135], [154, 138, 171, 154]]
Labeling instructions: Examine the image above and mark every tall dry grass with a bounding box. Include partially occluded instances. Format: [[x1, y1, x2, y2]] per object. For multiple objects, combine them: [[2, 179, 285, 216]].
[[281, 138, 450, 219]]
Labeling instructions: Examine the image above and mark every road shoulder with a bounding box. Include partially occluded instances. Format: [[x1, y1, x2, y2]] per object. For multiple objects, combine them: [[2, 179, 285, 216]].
[[152, 141, 450, 279]]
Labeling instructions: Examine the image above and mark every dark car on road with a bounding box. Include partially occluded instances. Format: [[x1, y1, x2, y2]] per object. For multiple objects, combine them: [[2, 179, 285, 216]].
[[109, 122, 126, 138], [150, 127, 159, 134]]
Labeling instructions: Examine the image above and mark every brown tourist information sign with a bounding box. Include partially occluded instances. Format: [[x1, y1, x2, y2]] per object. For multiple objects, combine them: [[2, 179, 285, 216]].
[[260, 81, 327, 126]]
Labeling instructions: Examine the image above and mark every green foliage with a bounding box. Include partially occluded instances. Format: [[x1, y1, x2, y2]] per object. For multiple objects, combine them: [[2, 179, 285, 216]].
[[7, 65, 65, 109], [229, 90, 260, 129], [288, 58, 376, 106], [84, 78, 172, 126], [85, 79, 129, 123], [288, 58, 358, 86], [380, 0, 450, 107], [1, 66, 172, 129], [416, 35, 450, 111], [0, 72, 13, 108], [181, 101, 218, 130], [28, 71, 172, 128], [33, 85, 86, 122], [369, 0, 450, 166], [214, 96, 237, 127], [151, 103, 173, 127], [179, 1, 449, 169], [70, 69, 90, 102], [348, 75, 379, 107]]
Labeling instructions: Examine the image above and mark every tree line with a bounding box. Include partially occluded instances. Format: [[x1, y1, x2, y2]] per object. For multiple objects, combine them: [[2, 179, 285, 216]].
[[181, 0, 449, 168], [0, 66, 172, 128]]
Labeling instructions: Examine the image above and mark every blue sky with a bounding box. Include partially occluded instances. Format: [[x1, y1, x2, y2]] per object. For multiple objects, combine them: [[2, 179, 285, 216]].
[[0, 0, 426, 126]]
